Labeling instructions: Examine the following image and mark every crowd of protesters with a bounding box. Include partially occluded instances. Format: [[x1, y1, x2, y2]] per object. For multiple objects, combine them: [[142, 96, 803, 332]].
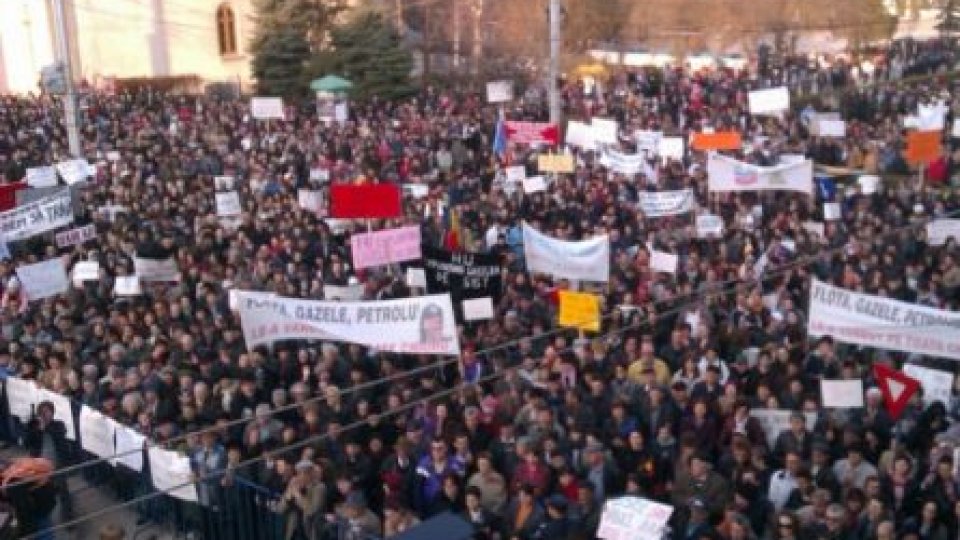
[[0, 37, 959, 540]]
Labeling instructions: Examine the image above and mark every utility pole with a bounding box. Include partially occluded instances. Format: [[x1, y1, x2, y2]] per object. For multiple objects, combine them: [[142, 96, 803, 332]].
[[395, 0, 405, 38], [548, 0, 561, 124], [50, 0, 81, 157], [452, 0, 461, 70], [471, 0, 483, 76]]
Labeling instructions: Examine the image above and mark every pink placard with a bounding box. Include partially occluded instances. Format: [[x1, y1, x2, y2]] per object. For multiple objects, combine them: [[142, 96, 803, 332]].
[[350, 226, 422, 269]]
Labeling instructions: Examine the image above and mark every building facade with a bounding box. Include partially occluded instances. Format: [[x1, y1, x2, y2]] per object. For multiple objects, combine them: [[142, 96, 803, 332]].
[[0, 0, 256, 94]]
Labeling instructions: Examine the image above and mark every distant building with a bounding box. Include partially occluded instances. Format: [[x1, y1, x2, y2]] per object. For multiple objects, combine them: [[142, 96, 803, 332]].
[[0, 0, 256, 93]]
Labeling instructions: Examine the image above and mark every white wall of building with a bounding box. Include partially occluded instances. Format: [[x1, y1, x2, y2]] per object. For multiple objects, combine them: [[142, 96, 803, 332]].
[[0, 0, 57, 93]]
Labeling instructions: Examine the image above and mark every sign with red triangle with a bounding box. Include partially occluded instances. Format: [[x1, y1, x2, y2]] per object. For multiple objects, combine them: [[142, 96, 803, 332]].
[[873, 364, 921, 420]]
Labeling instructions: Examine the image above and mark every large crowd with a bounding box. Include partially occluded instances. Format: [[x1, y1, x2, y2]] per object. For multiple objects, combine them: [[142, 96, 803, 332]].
[[0, 37, 959, 540]]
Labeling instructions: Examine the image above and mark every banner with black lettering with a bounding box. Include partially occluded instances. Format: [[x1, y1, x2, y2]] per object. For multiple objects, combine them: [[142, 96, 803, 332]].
[[237, 291, 461, 356], [423, 247, 502, 321]]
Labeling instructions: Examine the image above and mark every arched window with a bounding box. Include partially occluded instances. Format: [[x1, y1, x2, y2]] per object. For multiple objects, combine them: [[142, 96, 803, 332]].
[[216, 4, 237, 56]]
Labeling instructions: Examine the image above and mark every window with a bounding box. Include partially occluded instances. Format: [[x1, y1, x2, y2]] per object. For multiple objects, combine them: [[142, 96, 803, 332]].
[[216, 4, 237, 56]]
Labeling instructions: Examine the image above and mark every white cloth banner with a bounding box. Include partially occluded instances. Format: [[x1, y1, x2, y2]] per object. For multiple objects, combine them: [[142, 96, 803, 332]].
[[816, 119, 846, 137], [114, 425, 146, 471], [659, 137, 685, 160], [927, 219, 960, 246], [36, 388, 76, 440], [748, 86, 790, 115], [820, 379, 864, 408], [696, 214, 724, 238], [17, 258, 69, 301], [637, 189, 695, 217], [918, 102, 948, 131], [522, 176, 547, 194], [0, 189, 74, 241], [79, 405, 116, 459], [55, 224, 97, 248], [486, 80, 513, 103], [708, 153, 813, 194], [598, 497, 674, 540], [5, 377, 39, 420], [237, 291, 461, 355], [808, 279, 960, 360], [566, 121, 598, 150], [903, 364, 954, 406], [521, 222, 610, 282], [250, 97, 284, 120], [148, 447, 198, 503], [750, 409, 817, 448], [634, 131, 663, 154], [114, 275, 142, 296], [600, 148, 646, 175], [55, 159, 92, 185], [649, 248, 678, 274], [134, 257, 180, 282], [72, 261, 100, 283], [591, 118, 619, 145], [215, 191, 242, 216], [26, 166, 58, 188]]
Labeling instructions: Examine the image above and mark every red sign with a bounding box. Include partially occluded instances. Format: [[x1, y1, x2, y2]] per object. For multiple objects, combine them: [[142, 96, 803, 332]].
[[873, 363, 920, 420], [505, 122, 559, 146], [329, 184, 402, 219]]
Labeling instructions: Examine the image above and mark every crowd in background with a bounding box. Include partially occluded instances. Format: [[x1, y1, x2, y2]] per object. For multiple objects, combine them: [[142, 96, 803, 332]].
[[0, 37, 959, 540]]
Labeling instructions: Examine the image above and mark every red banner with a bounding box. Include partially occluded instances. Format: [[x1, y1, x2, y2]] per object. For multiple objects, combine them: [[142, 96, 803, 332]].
[[329, 184, 402, 219], [0, 182, 26, 212], [505, 122, 559, 146]]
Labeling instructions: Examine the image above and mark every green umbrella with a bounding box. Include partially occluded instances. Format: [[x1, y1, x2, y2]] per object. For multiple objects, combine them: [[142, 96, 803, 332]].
[[310, 75, 354, 93]]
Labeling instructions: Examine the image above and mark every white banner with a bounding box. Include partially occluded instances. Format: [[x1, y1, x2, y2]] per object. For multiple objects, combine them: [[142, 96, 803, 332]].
[[659, 137, 685, 161], [148, 447, 198, 503], [918, 102, 948, 131], [55, 159, 92, 185], [820, 379, 864, 408], [55, 223, 97, 248], [815, 119, 846, 137], [17, 258, 69, 301], [114, 275, 142, 296], [250, 97, 284, 120], [463, 297, 495, 321], [36, 388, 76, 440], [591, 118, 619, 145], [808, 279, 960, 360], [237, 291, 461, 356], [215, 191, 242, 216], [0, 189, 73, 241], [521, 222, 610, 282], [504, 165, 526, 183], [5, 377, 38, 420], [707, 153, 813, 195], [522, 176, 547, 194], [600, 148, 645, 175], [649, 248, 678, 274], [72, 261, 100, 283], [696, 214, 724, 238], [134, 257, 180, 282], [79, 405, 116, 459], [297, 189, 323, 213], [323, 283, 365, 301], [114, 425, 146, 471], [26, 166, 58, 188], [637, 189, 695, 217], [927, 219, 960, 246], [748, 86, 790, 115], [750, 409, 817, 448], [634, 130, 662, 155], [486, 80, 514, 103], [903, 364, 954, 406], [565, 121, 597, 150], [598, 497, 673, 540]]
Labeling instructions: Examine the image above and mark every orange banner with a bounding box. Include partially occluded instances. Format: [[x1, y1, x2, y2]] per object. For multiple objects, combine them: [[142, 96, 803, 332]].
[[906, 130, 942, 164], [691, 132, 742, 151]]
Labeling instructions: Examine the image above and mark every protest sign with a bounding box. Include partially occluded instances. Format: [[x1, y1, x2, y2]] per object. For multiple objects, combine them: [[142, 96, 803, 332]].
[[134, 256, 180, 282], [322, 283, 365, 301], [79, 405, 116, 459], [237, 291, 461, 355], [906, 130, 942, 164], [690, 131, 742, 151], [649, 248, 678, 274], [750, 409, 817, 448], [5, 377, 38, 420], [406, 267, 427, 289], [0, 188, 73, 241], [918, 102, 948, 131], [350, 226, 422, 269], [816, 119, 846, 137], [820, 380, 865, 408], [504, 122, 560, 146], [565, 121, 597, 149], [215, 191, 242, 216], [591, 118, 619, 145], [250, 97, 284, 120], [537, 154, 575, 173], [874, 364, 920, 419], [72, 261, 100, 284], [56, 159, 92, 185], [637, 189, 695, 217], [903, 364, 954, 406], [462, 297, 495, 321], [696, 214, 724, 238], [808, 279, 960, 360], [402, 184, 429, 199], [659, 137, 685, 160], [504, 166, 526, 183], [802, 221, 825, 238], [953, 119, 960, 139], [26, 166, 58, 188], [926, 219, 960, 246], [486, 80, 513, 103], [298, 189, 323, 213], [858, 175, 880, 194], [522, 176, 547, 194], [36, 388, 76, 440], [329, 184, 402, 219], [56, 223, 97, 248], [148, 447, 198, 503], [521, 222, 610, 282], [309, 168, 330, 182], [114, 275, 142, 296], [114, 426, 146, 471], [598, 497, 674, 540], [634, 130, 663, 155], [748, 86, 790, 115], [424, 247, 502, 321], [558, 290, 601, 332], [823, 202, 841, 221], [599, 148, 645, 175], [707, 153, 813, 195], [17, 258, 69, 301]]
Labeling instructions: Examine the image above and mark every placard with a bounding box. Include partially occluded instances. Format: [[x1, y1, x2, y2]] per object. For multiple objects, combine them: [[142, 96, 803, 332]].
[[406, 267, 427, 289], [250, 97, 284, 120], [637, 189, 695, 217], [820, 379, 865, 408], [522, 222, 610, 282], [423, 247, 502, 321], [402, 184, 429, 199], [649, 248, 678, 274], [522, 176, 547, 194], [16, 258, 69, 301], [858, 175, 880, 195], [114, 275, 142, 296], [322, 283, 365, 301], [750, 409, 817, 448], [599, 148, 645, 175], [134, 257, 180, 282], [504, 166, 526, 183], [748, 86, 790, 115], [215, 191, 242, 217], [926, 219, 960, 246], [558, 290, 601, 332], [72, 261, 100, 283], [504, 122, 559, 146], [486, 80, 514, 103], [298, 189, 323, 213], [816, 119, 846, 137], [691, 131, 742, 151], [350, 226, 422, 269], [26, 166, 58, 188], [0, 189, 74, 241], [696, 214, 724, 238], [565, 121, 597, 150], [148, 447, 198, 503], [55, 159, 92, 185], [55, 224, 97, 248], [462, 297, 495, 321], [659, 137, 685, 160], [329, 184, 402, 219], [598, 497, 674, 540], [906, 130, 942, 164], [309, 168, 330, 182], [707, 153, 813, 195], [591, 118, 619, 145], [903, 364, 954, 407], [634, 130, 662, 155], [79, 405, 116, 459], [537, 154, 575, 173], [823, 202, 841, 221]]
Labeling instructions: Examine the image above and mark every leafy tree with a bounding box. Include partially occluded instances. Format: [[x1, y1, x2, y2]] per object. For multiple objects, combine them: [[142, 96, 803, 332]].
[[937, 0, 960, 34], [308, 11, 414, 100]]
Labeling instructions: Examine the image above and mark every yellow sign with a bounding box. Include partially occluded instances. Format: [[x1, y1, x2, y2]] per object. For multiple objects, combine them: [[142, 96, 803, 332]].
[[558, 290, 601, 332], [538, 153, 575, 173]]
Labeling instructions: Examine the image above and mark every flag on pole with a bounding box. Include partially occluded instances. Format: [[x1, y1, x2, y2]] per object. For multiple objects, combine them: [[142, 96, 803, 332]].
[[493, 118, 507, 160]]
